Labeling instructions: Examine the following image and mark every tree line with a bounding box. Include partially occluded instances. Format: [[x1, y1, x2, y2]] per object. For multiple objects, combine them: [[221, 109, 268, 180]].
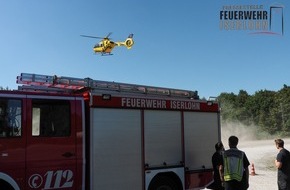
[[218, 85, 290, 137]]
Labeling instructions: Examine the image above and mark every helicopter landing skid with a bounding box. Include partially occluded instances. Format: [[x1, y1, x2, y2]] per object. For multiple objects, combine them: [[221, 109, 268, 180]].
[[100, 53, 113, 56]]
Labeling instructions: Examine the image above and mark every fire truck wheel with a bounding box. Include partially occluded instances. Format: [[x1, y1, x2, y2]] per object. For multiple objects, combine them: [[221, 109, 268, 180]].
[[148, 174, 182, 190]]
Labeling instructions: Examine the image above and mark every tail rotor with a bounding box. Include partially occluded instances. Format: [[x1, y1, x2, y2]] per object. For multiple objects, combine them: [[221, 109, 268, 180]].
[[124, 34, 134, 49]]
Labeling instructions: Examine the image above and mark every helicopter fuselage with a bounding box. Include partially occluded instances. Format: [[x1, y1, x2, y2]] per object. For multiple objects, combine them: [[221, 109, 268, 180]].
[[93, 40, 117, 54]]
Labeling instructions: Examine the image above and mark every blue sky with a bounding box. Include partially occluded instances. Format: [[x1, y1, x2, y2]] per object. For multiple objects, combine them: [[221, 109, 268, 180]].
[[1, 0, 289, 98]]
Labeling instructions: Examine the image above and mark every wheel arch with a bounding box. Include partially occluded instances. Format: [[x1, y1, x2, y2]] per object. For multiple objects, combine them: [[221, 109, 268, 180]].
[[145, 167, 184, 190], [0, 172, 20, 190], [150, 171, 183, 189]]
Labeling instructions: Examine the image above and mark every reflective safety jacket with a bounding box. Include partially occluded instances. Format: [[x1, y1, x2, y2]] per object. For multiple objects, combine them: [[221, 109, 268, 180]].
[[223, 148, 244, 182]]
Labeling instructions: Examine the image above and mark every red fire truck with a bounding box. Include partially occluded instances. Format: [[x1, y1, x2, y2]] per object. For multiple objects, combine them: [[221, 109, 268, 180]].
[[0, 73, 221, 190]]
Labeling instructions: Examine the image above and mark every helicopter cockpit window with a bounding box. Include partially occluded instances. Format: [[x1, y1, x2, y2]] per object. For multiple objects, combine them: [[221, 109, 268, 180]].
[[94, 44, 101, 48], [0, 99, 22, 138]]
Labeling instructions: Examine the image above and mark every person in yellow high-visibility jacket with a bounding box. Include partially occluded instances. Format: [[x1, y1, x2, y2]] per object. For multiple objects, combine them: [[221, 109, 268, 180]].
[[219, 136, 250, 190]]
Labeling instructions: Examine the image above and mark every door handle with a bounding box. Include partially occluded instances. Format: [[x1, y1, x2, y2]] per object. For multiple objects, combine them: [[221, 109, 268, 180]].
[[62, 152, 75, 158], [1, 153, 8, 157]]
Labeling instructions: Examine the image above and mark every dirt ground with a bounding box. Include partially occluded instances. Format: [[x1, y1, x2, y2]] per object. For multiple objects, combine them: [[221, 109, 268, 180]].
[[216, 123, 288, 190], [239, 139, 280, 190], [218, 138, 290, 190], [202, 138, 281, 190]]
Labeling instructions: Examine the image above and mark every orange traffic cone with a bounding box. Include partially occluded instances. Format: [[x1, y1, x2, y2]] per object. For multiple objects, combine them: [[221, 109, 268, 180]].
[[250, 163, 256, 176]]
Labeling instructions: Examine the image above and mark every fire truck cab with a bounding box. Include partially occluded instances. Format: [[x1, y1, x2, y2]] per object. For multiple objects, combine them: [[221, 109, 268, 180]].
[[0, 73, 221, 190]]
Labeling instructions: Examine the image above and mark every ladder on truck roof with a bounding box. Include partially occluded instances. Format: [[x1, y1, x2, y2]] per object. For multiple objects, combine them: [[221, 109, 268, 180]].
[[16, 73, 199, 99]]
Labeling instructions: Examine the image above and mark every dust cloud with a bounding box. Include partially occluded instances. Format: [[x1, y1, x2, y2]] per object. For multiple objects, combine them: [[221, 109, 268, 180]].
[[220, 122, 280, 190], [221, 121, 273, 145]]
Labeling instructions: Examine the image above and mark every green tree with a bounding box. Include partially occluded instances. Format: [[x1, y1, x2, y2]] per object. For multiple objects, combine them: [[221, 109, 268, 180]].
[[217, 87, 288, 136], [275, 85, 290, 135], [235, 90, 250, 124], [218, 92, 237, 121]]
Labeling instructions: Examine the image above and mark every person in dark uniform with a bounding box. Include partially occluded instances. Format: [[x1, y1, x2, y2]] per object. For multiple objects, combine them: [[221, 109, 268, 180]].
[[211, 142, 225, 190], [275, 139, 290, 190]]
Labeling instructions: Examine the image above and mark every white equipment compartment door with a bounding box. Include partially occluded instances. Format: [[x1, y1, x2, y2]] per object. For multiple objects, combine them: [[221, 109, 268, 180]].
[[144, 110, 182, 167], [184, 112, 219, 170], [90, 108, 142, 190]]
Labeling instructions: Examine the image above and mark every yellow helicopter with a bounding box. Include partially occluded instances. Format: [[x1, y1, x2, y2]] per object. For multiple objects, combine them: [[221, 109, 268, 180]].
[[81, 33, 134, 55]]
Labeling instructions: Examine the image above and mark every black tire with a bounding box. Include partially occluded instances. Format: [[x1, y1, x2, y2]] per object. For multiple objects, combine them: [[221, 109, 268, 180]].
[[148, 175, 181, 190], [0, 181, 14, 190]]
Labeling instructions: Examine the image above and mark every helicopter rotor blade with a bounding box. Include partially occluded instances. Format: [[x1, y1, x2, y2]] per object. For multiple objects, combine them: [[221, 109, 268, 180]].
[[80, 35, 104, 39], [106, 32, 113, 38]]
